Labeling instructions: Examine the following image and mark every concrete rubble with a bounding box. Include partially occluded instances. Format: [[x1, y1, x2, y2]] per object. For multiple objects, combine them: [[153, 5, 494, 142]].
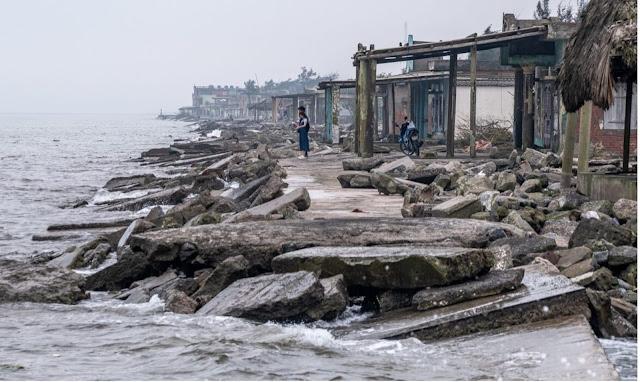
[[20, 119, 634, 378]]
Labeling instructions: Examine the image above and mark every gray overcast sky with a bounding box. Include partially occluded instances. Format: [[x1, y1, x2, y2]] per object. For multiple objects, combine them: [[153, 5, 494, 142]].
[[0, 0, 560, 113]]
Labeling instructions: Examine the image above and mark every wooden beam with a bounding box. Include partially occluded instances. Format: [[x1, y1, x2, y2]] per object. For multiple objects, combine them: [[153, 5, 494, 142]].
[[331, 85, 340, 144], [623, 78, 633, 172], [469, 43, 477, 158], [355, 27, 547, 64], [522, 66, 535, 149], [513, 68, 524, 149], [577, 101, 593, 173], [561, 112, 578, 189], [446, 54, 458, 158]]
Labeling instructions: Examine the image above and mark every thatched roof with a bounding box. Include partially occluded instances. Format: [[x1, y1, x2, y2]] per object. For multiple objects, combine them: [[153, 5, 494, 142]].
[[559, 0, 637, 113]]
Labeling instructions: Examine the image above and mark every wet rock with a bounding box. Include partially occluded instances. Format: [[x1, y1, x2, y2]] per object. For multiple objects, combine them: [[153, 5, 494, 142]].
[[561, 259, 594, 279], [607, 246, 637, 267], [117, 219, 155, 251], [519, 178, 543, 193], [337, 171, 372, 188], [555, 247, 592, 271], [502, 211, 535, 232], [220, 175, 271, 203], [342, 157, 384, 172], [84, 242, 112, 268], [612, 198, 637, 222], [130, 217, 524, 271], [412, 269, 524, 311], [620, 263, 637, 287], [430, 195, 482, 219], [540, 218, 579, 248], [611, 309, 637, 337], [201, 154, 237, 176], [580, 200, 614, 216], [225, 188, 310, 223], [0, 259, 88, 304], [145, 206, 165, 222], [165, 290, 198, 314], [192, 175, 225, 193], [589, 268, 617, 292], [85, 249, 159, 291], [226, 159, 280, 183], [548, 191, 589, 211], [496, 171, 517, 192], [489, 236, 557, 266], [455, 175, 495, 195], [185, 211, 222, 227], [271, 246, 494, 290], [192, 255, 249, 302], [116, 270, 179, 302], [48, 238, 107, 269], [407, 165, 447, 184], [464, 162, 497, 177], [372, 156, 416, 176], [433, 174, 451, 189], [197, 271, 323, 321], [369, 290, 416, 313], [249, 175, 286, 207], [104, 174, 157, 192], [585, 288, 616, 337], [516, 208, 546, 233], [104, 187, 190, 212], [569, 219, 635, 247], [305, 275, 348, 321], [370, 172, 425, 196], [522, 148, 546, 169]]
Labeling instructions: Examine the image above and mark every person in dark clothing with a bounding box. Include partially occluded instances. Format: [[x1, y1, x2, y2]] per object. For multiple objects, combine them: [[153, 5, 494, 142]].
[[399, 116, 410, 140], [294, 105, 310, 159]]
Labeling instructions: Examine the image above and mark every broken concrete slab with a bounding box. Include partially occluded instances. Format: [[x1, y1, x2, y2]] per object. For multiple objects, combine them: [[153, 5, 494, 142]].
[[224, 187, 310, 223], [412, 269, 524, 311], [271, 246, 494, 290], [305, 275, 348, 321], [337, 171, 372, 188], [102, 187, 190, 212], [342, 157, 384, 172], [502, 210, 535, 232], [197, 271, 323, 321], [104, 174, 157, 192], [220, 175, 271, 202], [569, 219, 635, 247], [129, 217, 525, 272], [540, 218, 579, 248], [370, 172, 426, 195], [0, 259, 88, 304], [561, 259, 595, 278], [336, 261, 588, 341], [371, 156, 416, 175], [200, 154, 237, 176], [488, 235, 557, 267], [407, 165, 447, 184], [555, 246, 592, 271], [608, 246, 637, 267], [430, 195, 482, 219], [191, 255, 249, 301]]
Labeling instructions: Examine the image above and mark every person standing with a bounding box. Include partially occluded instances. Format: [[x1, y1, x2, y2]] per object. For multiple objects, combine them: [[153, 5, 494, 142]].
[[294, 105, 310, 159]]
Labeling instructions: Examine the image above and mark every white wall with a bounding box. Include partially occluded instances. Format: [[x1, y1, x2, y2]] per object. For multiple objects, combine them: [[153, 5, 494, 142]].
[[455, 85, 514, 128]]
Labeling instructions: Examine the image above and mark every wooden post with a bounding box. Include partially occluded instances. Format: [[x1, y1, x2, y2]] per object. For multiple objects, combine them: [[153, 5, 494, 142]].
[[522, 66, 535, 149], [623, 78, 633, 173], [469, 43, 477, 158], [577, 101, 593, 173], [561, 111, 578, 189], [354, 61, 361, 155], [363, 59, 376, 157], [513, 68, 523, 149], [272, 98, 277, 125], [332, 85, 340, 144], [446, 54, 458, 158]]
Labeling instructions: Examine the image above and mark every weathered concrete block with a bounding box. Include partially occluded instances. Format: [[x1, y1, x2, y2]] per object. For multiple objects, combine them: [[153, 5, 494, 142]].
[[430, 195, 482, 219], [272, 246, 494, 289]]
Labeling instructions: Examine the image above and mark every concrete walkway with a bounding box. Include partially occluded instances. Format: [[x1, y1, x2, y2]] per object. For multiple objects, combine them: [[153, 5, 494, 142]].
[[281, 152, 404, 219]]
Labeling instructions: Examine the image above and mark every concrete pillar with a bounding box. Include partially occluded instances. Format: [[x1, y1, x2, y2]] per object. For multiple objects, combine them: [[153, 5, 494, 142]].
[[561, 111, 578, 189], [446, 54, 458, 158], [577, 101, 592, 173], [331, 85, 340, 144], [469, 44, 477, 158], [522, 65, 535, 149]]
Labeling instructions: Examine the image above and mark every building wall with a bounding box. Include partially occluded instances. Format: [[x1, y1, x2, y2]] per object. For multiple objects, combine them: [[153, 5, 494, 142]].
[[586, 106, 637, 156], [455, 85, 514, 128]]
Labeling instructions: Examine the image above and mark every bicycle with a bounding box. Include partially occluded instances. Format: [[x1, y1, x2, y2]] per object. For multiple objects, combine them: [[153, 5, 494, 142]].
[[399, 122, 423, 157]]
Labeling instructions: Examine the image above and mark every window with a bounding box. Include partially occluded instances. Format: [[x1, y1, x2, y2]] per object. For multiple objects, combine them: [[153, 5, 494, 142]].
[[603, 82, 637, 129]]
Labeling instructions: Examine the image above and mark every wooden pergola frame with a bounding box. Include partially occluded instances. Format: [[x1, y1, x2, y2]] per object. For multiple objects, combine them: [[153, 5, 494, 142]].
[[351, 26, 549, 158]]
